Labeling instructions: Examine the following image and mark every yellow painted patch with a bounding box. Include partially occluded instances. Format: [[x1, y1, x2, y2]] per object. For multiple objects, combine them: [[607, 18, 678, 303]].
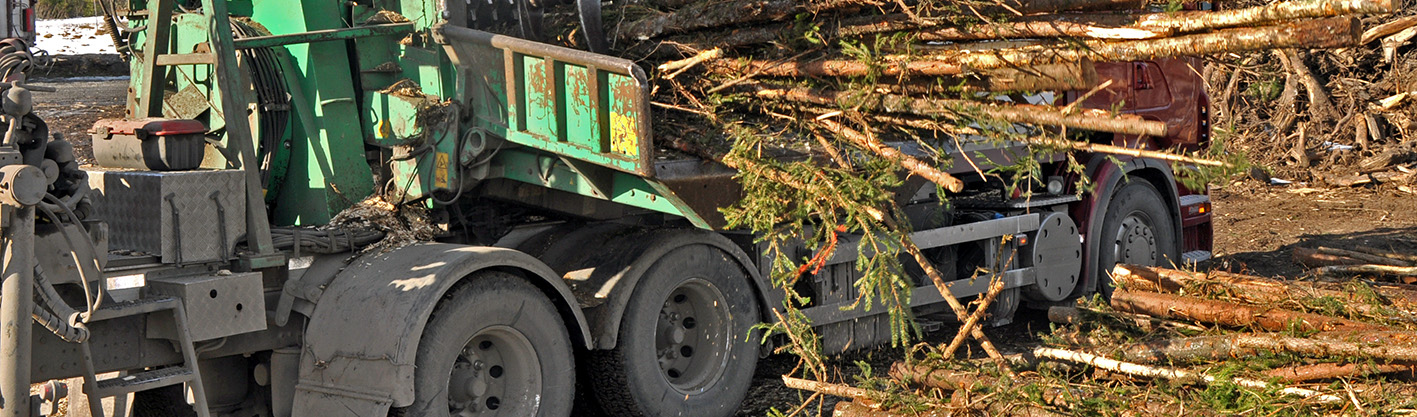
[[610, 112, 639, 157], [376, 120, 394, 139], [434, 152, 450, 189]]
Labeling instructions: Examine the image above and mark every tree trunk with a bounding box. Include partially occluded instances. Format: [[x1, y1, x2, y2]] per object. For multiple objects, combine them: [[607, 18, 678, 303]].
[[1262, 362, 1417, 382], [953, 17, 1360, 70], [750, 85, 1169, 137], [1034, 347, 1342, 402], [1109, 290, 1388, 332], [1361, 14, 1417, 44], [1355, 246, 1417, 263], [889, 362, 996, 391], [1293, 247, 1366, 268], [1275, 50, 1338, 122], [1056, 0, 1394, 34], [1318, 246, 1414, 267], [782, 376, 875, 399], [717, 58, 967, 77], [1116, 331, 1417, 364], [1319, 264, 1417, 278], [620, 0, 866, 40], [1110, 264, 1417, 313], [1000, 0, 1146, 14], [817, 118, 966, 192]]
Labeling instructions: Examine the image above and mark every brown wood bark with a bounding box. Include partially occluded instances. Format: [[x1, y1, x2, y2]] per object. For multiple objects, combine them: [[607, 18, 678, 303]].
[[1109, 290, 1387, 332], [1275, 50, 1338, 122], [782, 376, 875, 399], [890, 362, 996, 391], [1362, 15, 1417, 44], [1001, 0, 1146, 13], [1048, 305, 1207, 331], [941, 273, 1008, 357], [833, 402, 900, 417], [717, 57, 1096, 92], [1053, 0, 1394, 34], [718, 58, 967, 78], [1110, 264, 1417, 313], [620, 0, 865, 40], [953, 17, 1361, 70], [1117, 331, 1417, 364], [911, 20, 1170, 41], [817, 118, 966, 192], [750, 85, 1169, 137], [832, 0, 1388, 43], [1355, 246, 1417, 263], [1262, 362, 1417, 382], [1318, 246, 1414, 267], [1319, 264, 1417, 277], [972, 61, 1099, 92], [1293, 247, 1365, 268]]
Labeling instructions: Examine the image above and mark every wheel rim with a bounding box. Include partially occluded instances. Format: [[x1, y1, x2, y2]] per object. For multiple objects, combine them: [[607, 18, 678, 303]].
[[656, 278, 732, 394], [448, 326, 541, 417], [1113, 213, 1159, 266]]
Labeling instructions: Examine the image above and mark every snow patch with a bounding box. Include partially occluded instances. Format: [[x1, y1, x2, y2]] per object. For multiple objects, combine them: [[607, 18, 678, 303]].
[[35, 16, 117, 56]]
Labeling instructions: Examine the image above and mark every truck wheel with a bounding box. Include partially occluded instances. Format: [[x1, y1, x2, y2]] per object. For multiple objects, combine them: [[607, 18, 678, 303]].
[[1096, 180, 1179, 297], [408, 272, 575, 417], [591, 245, 758, 417]]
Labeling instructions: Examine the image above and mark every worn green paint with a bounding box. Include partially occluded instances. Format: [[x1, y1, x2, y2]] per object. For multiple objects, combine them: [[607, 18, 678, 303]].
[[125, 0, 718, 229], [494, 150, 709, 228], [231, 23, 415, 50]]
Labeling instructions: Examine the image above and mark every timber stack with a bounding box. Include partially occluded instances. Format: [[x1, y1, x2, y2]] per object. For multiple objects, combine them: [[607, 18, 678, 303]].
[[519, 0, 1402, 162], [802, 263, 1417, 416]]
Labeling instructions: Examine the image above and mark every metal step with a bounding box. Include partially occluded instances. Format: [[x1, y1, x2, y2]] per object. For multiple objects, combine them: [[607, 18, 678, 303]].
[[94, 367, 195, 398], [87, 297, 179, 322]]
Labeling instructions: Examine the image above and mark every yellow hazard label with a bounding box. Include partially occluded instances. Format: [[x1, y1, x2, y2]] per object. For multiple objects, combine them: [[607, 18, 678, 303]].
[[376, 120, 394, 139], [610, 112, 639, 158], [434, 152, 450, 190]]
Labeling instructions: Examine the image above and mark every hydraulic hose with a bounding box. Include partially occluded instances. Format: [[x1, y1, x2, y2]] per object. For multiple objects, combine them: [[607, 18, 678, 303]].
[[30, 264, 89, 343], [271, 227, 385, 256]]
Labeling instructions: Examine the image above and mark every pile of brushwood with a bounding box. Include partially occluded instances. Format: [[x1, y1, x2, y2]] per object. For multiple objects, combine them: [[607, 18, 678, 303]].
[[1207, 0, 1417, 191], [793, 263, 1417, 416]]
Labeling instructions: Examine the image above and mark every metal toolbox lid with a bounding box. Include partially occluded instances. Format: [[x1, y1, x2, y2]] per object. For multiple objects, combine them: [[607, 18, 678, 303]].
[[90, 118, 207, 139]]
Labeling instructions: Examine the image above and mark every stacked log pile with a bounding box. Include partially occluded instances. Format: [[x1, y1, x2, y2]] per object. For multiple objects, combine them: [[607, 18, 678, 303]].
[[789, 264, 1417, 416], [530, 0, 1401, 163]]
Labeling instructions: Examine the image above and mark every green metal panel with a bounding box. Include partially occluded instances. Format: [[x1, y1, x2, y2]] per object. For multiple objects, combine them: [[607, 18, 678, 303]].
[[436, 26, 654, 177], [250, 0, 376, 225], [493, 150, 710, 228], [562, 64, 600, 151]]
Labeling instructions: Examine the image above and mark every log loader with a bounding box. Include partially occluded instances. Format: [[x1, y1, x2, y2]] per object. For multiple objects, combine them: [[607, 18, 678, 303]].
[[0, 0, 1212, 416]]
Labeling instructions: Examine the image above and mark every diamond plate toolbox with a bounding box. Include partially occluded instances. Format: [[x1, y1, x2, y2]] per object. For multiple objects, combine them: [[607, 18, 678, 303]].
[[86, 169, 246, 264], [145, 271, 267, 341]]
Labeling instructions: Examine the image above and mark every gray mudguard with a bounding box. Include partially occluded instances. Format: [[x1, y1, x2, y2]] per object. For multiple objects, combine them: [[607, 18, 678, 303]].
[[526, 227, 771, 350], [290, 243, 592, 416]]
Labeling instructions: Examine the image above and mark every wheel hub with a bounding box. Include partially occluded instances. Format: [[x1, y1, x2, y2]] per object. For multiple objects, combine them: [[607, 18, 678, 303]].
[[1114, 215, 1158, 265], [655, 279, 732, 393], [448, 327, 540, 416]]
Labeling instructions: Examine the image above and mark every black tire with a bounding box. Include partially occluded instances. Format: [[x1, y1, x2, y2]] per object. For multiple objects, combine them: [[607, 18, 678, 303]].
[[1095, 180, 1180, 297], [406, 272, 575, 417], [590, 245, 759, 417]]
